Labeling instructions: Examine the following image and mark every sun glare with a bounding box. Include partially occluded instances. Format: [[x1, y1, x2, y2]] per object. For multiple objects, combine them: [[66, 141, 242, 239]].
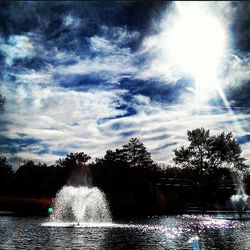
[[166, 2, 227, 101]]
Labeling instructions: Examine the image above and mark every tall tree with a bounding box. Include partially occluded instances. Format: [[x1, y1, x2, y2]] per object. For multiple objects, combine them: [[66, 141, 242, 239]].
[[56, 152, 91, 186], [173, 128, 247, 175], [173, 128, 247, 210], [56, 152, 91, 168], [122, 138, 154, 169], [0, 157, 13, 194]]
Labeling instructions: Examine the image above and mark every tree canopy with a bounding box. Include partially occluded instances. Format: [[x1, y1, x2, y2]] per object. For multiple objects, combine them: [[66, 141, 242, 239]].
[[122, 138, 155, 169], [0, 133, 248, 215], [173, 128, 247, 175], [0, 157, 13, 194], [56, 152, 91, 168]]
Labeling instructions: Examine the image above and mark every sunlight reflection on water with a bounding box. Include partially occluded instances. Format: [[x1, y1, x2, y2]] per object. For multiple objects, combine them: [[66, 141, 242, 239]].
[[1, 214, 249, 249]]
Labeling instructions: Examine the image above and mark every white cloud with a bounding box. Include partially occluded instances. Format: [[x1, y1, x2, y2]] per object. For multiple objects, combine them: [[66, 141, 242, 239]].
[[15, 70, 53, 85], [222, 53, 250, 89], [1, 3, 250, 169], [1, 80, 130, 161], [16, 151, 60, 165], [63, 15, 81, 28], [90, 36, 116, 53], [95, 98, 250, 165], [53, 51, 136, 83], [2, 68, 250, 167], [0, 35, 35, 66], [99, 25, 140, 45], [12, 31, 137, 86]]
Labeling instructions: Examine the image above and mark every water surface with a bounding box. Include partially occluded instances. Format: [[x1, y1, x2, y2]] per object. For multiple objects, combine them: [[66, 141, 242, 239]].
[[1, 214, 250, 249]]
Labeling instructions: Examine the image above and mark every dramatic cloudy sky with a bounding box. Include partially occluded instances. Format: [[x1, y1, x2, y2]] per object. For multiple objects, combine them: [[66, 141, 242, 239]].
[[1, 1, 250, 167]]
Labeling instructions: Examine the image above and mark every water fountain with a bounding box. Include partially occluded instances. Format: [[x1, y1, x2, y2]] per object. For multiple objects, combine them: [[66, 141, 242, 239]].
[[48, 159, 112, 225], [50, 186, 112, 224], [230, 178, 249, 219]]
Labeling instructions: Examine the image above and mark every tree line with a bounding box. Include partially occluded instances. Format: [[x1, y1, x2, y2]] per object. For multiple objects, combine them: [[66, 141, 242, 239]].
[[0, 128, 249, 216]]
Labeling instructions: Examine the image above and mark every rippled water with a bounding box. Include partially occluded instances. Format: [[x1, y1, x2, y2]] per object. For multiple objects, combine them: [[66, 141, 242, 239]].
[[1, 214, 250, 249]]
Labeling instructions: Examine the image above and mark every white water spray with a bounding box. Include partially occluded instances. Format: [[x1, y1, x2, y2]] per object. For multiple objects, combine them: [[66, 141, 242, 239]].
[[230, 178, 249, 218], [50, 186, 112, 223]]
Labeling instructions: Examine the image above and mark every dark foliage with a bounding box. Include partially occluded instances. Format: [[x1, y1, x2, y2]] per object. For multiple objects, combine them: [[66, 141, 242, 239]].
[[0, 132, 248, 216], [56, 152, 91, 186], [173, 128, 247, 209], [0, 157, 13, 194], [174, 128, 247, 175], [13, 161, 61, 197], [90, 138, 160, 215]]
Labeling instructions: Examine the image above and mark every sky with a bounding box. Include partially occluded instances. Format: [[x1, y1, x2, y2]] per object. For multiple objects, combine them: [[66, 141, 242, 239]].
[[0, 1, 250, 168]]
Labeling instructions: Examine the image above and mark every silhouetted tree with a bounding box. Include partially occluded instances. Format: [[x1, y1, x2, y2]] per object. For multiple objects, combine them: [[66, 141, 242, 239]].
[[173, 128, 246, 175], [91, 148, 130, 190], [56, 152, 91, 168], [14, 160, 44, 196], [90, 138, 159, 216], [56, 152, 91, 186], [0, 157, 13, 194], [13, 160, 65, 197], [173, 128, 246, 210], [122, 138, 155, 169], [0, 157, 13, 176], [92, 138, 156, 189]]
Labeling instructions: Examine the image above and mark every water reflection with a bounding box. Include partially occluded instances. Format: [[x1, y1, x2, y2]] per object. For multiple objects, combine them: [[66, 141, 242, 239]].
[[0, 214, 250, 249]]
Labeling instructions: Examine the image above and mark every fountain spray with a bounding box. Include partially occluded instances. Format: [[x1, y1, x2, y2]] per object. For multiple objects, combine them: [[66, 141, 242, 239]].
[[230, 175, 249, 219]]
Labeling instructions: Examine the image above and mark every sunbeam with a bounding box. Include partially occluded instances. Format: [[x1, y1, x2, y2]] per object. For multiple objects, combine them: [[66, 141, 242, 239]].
[[163, 1, 246, 146], [167, 1, 227, 103]]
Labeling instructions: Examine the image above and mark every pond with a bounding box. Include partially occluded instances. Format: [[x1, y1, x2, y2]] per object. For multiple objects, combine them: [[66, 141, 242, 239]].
[[0, 214, 250, 249]]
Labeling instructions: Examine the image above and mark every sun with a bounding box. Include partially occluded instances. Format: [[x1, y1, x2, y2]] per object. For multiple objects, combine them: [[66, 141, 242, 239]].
[[166, 2, 227, 101]]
